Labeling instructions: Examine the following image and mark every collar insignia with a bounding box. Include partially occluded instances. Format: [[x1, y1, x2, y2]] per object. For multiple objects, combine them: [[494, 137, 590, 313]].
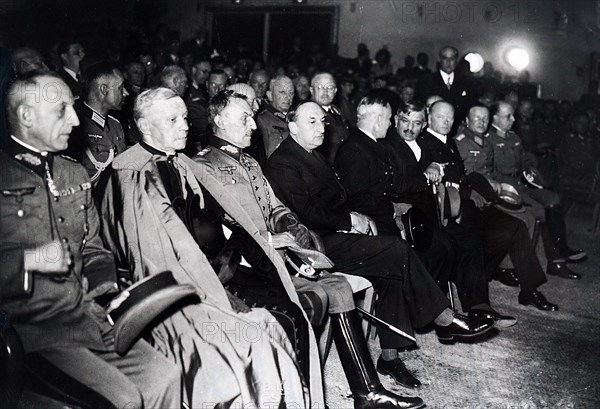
[[220, 145, 239, 154], [474, 136, 483, 146], [14, 153, 42, 166], [91, 112, 106, 128], [198, 147, 211, 156]]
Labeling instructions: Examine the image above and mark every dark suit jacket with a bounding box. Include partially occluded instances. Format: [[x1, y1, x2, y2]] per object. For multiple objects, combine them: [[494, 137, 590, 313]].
[[334, 128, 403, 235], [416, 70, 474, 126], [264, 136, 351, 236], [418, 129, 467, 185], [58, 68, 83, 100], [381, 134, 438, 220]]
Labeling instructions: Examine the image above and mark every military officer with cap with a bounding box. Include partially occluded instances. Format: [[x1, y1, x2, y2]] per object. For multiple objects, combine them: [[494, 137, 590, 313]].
[[67, 61, 128, 205], [0, 70, 181, 408]]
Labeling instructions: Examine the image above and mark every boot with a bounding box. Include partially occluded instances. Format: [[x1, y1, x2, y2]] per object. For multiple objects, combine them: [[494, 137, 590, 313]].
[[331, 311, 425, 409], [544, 205, 586, 262]]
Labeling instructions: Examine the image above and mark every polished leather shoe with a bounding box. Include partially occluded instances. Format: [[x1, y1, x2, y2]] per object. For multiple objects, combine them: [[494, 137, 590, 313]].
[[518, 290, 559, 311], [547, 262, 581, 279], [354, 385, 425, 409], [492, 268, 520, 287], [434, 313, 495, 342], [376, 357, 421, 389], [469, 308, 517, 328]]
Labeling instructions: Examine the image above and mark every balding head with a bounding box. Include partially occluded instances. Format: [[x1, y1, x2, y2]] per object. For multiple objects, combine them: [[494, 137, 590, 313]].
[[227, 82, 258, 112], [160, 65, 188, 97], [287, 101, 326, 152], [428, 101, 454, 135], [490, 101, 515, 132]]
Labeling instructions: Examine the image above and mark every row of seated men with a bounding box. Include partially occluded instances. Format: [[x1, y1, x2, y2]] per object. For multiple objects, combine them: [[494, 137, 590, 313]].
[[0, 51, 588, 408]]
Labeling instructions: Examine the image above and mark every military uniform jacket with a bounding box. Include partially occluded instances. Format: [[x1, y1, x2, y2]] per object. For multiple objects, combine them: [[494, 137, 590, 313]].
[[194, 139, 324, 405], [334, 127, 403, 235], [454, 127, 492, 175], [0, 140, 116, 353], [264, 136, 352, 236], [256, 104, 289, 159], [486, 126, 535, 183], [101, 143, 320, 408], [70, 102, 127, 183]]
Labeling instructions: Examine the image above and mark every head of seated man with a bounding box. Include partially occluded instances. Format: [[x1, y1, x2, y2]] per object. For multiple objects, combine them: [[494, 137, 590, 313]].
[[84, 62, 129, 113], [249, 69, 269, 99], [395, 100, 427, 142], [466, 105, 490, 136], [356, 93, 393, 140], [428, 100, 455, 136], [8, 70, 80, 152], [160, 65, 188, 98], [287, 101, 327, 152], [12, 47, 49, 75], [209, 90, 256, 149], [207, 70, 229, 99], [124, 61, 146, 89], [267, 75, 294, 114], [134, 87, 189, 154], [490, 101, 516, 134], [310, 72, 337, 108]]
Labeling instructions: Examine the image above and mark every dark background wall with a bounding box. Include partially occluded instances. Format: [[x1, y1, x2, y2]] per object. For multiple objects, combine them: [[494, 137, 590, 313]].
[[1, 0, 598, 101]]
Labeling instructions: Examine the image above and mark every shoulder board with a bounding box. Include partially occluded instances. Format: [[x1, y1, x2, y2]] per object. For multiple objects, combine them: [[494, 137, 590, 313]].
[[59, 154, 78, 162], [198, 147, 212, 156], [455, 134, 465, 141], [107, 114, 121, 124]]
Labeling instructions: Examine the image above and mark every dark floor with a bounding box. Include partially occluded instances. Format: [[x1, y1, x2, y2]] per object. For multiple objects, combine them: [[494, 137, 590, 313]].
[[324, 203, 600, 408]]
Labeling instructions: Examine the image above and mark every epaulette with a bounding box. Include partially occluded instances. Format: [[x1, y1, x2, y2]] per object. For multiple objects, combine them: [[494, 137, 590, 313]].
[[59, 154, 78, 162], [455, 134, 465, 141], [198, 147, 212, 156], [107, 114, 121, 124]]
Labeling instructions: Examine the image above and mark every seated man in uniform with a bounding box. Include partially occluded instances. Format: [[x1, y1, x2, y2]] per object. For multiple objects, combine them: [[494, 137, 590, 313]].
[[1, 71, 181, 408], [487, 101, 585, 264], [197, 90, 427, 409], [416, 101, 558, 311], [67, 61, 129, 206], [100, 87, 315, 409], [455, 104, 580, 280]]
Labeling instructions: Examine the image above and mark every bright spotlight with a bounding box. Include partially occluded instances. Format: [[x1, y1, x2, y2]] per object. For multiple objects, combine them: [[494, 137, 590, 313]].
[[506, 47, 530, 70], [464, 52, 484, 73]]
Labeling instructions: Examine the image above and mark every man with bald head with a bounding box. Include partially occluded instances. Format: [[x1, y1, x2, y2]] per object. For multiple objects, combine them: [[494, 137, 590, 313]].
[[1, 71, 181, 408], [160, 65, 188, 97], [249, 68, 270, 111], [310, 72, 350, 164], [255, 74, 295, 162], [419, 100, 559, 311]]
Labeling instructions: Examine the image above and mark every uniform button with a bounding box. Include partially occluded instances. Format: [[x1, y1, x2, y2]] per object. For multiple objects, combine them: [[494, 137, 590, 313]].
[[80, 204, 87, 210], [255, 186, 259, 191], [17, 209, 25, 217], [62, 238, 69, 244], [54, 196, 59, 202], [58, 216, 65, 223], [258, 197, 261, 201]]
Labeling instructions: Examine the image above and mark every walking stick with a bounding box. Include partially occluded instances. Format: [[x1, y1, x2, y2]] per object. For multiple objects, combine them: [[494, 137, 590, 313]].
[[356, 308, 417, 343]]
